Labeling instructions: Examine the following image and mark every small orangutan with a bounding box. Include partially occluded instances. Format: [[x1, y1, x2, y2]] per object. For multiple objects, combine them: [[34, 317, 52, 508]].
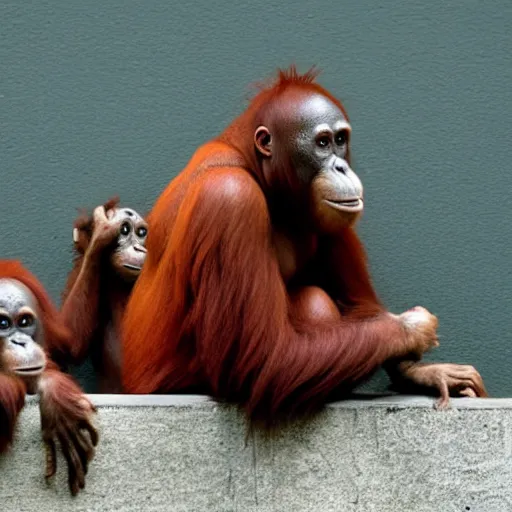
[[121, 67, 487, 424], [48, 197, 148, 393], [0, 260, 98, 495]]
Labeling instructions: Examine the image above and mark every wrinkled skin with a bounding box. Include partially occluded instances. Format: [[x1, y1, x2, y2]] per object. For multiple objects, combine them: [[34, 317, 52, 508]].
[[81, 205, 148, 281], [0, 280, 46, 378]]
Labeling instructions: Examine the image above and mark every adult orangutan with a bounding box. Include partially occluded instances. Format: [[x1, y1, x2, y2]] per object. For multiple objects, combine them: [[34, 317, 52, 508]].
[[0, 260, 98, 495], [121, 67, 487, 422], [49, 197, 147, 393]]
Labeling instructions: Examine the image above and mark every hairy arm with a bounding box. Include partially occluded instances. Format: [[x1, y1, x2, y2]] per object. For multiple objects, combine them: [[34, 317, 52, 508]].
[[38, 360, 98, 495], [321, 225, 487, 404], [59, 255, 103, 363], [0, 374, 26, 453], [58, 206, 121, 363]]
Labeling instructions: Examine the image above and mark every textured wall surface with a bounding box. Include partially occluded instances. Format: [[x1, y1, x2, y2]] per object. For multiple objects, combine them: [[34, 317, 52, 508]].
[[1, 2, 511, 394], [1, 395, 512, 511]]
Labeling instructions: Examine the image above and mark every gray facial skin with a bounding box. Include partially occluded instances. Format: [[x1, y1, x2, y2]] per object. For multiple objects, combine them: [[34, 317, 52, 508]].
[[109, 207, 148, 278], [0, 279, 46, 376], [290, 94, 363, 213]]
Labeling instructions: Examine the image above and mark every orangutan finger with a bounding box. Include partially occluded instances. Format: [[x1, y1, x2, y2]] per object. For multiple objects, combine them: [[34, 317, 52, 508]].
[[58, 430, 84, 496], [434, 380, 451, 410], [44, 438, 57, 479], [80, 419, 99, 447], [458, 387, 477, 398], [449, 368, 487, 397], [69, 428, 92, 478]]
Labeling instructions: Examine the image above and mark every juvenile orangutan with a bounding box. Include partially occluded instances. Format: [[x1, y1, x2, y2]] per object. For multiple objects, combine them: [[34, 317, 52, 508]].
[[49, 197, 148, 393], [0, 260, 98, 495]]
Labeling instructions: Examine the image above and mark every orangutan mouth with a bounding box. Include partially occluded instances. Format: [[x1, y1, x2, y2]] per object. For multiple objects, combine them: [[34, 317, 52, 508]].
[[14, 365, 44, 375], [123, 264, 142, 271], [325, 198, 364, 212]]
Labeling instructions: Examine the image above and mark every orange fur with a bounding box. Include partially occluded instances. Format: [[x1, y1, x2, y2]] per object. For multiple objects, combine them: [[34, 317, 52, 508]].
[[121, 68, 413, 423], [0, 260, 71, 451], [48, 197, 121, 363], [0, 260, 98, 493], [0, 374, 26, 453], [49, 198, 142, 393]]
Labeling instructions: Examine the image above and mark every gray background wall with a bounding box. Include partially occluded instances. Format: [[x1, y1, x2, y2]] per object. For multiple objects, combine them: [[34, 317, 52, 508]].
[[1, 1, 511, 395]]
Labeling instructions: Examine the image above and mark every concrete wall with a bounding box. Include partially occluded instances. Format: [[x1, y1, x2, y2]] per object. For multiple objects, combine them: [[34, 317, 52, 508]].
[[1, 395, 511, 511], [1, 2, 512, 395]]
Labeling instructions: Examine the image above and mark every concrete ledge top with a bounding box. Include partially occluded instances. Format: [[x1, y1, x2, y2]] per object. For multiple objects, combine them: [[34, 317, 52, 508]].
[[5, 393, 512, 511], [24, 392, 512, 409]]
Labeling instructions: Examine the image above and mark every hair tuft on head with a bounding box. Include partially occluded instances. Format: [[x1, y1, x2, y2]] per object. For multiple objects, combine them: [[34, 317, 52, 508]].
[[276, 64, 321, 86], [248, 64, 321, 97]]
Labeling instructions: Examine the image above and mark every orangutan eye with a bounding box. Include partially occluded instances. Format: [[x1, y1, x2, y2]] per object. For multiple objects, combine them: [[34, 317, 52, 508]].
[[120, 222, 131, 236], [0, 315, 12, 330], [316, 136, 330, 148], [335, 131, 348, 146], [137, 227, 147, 238], [18, 314, 34, 328]]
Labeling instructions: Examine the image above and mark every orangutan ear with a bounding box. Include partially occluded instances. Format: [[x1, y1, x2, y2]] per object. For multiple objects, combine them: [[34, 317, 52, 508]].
[[254, 126, 272, 157]]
